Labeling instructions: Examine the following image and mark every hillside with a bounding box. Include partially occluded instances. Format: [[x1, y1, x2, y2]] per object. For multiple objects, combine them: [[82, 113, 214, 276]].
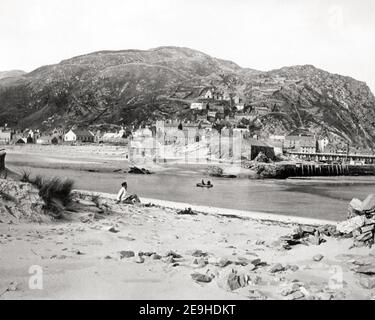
[[0, 47, 375, 148], [0, 70, 26, 80]]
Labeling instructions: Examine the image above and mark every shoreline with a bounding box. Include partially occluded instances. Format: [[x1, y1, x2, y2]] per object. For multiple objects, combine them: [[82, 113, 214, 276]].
[[74, 189, 338, 226], [1, 179, 375, 300]]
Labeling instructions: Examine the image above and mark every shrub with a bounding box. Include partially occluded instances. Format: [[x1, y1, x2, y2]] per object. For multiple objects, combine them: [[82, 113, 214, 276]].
[[207, 165, 223, 177], [20, 170, 31, 183], [25, 174, 74, 218]]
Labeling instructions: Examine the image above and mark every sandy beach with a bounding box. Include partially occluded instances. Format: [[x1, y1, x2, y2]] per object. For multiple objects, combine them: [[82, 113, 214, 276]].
[[1, 185, 375, 300]]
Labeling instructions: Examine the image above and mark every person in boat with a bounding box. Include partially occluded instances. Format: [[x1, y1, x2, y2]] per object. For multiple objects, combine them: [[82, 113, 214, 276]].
[[201, 179, 205, 185], [116, 181, 140, 204], [207, 180, 211, 186]]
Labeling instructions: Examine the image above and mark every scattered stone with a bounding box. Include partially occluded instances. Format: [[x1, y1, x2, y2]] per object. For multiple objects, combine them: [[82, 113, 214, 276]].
[[235, 257, 249, 266], [286, 290, 305, 300], [151, 253, 162, 260], [358, 276, 375, 289], [164, 256, 175, 264], [119, 250, 135, 258], [217, 258, 231, 268], [269, 263, 285, 273], [361, 225, 375, 234], [348, 198, 364, 218], [248, 274, 262, 285], [280, 283, 300, 296], [134, 255, 145, 263], [355, 265, 375, 275], [300, 225, 316, 234], [193, 257, 208, 267], [139, 251, 155, 257], [356, 231, 374, 242], [362, 194, 375, 214], [108, 226, 119, 233], [165, 250, 182, 258], [226, 272, 245, 290], [190, 249, 208, 257], [191, 273, 213, 283], [248, 289, 268, 300], [313, 254, 324, 262], [250, 258, 264, 267], [118, 235, 136, 241], [337, 216, 366, 234], [177, 208, 197, 215], [286, 265, 299, 272]]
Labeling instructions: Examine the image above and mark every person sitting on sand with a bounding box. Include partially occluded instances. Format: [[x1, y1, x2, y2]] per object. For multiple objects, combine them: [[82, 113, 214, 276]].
[[116, 181, 140, 204]]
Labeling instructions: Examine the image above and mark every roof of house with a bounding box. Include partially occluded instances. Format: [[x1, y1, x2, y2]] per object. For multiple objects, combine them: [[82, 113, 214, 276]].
[[71, 129, 94, 137]]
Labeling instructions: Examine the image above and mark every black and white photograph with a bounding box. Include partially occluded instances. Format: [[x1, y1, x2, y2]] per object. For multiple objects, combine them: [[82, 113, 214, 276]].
[[1, 0, 375, 306]]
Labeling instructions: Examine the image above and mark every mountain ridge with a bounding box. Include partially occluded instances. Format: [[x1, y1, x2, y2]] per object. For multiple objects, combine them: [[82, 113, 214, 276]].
[[0, 46, 374, 148]]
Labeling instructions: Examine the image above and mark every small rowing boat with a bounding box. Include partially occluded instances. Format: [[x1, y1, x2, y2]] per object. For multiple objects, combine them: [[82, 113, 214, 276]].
[[196, 183, 213, 188]]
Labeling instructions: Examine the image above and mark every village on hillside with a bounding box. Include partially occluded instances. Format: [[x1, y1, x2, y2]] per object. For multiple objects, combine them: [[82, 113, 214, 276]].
[[1, 85, 374, 166]]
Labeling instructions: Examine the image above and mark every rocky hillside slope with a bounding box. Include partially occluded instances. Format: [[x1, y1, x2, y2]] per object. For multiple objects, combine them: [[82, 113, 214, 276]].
[[1, 47, 375, 148]]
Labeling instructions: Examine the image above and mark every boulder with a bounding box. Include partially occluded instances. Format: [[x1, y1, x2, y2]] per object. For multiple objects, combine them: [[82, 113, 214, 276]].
[[359, 276, 375, 289], [336, 216, 366, 234], [286, 290, 305, 300], [280, 283, 300, 296], [362, 194, 375, 214], [151, 253, 162, 260], [191, 273, 213, 283], [300, 225, 316, 234], [217, 268, 250, 291], [119, 250, 135, 258], [356, 231, 374, 242], [313, 254, 324, 262], [347, 198, 364, 218], [108, 226, 120, 233], [134, 255, 145, 263], [361, 225, 375, 234], [190, 249, 208, 257], [355, 265, 375, 275], [193, 257, 208, 267], [165, 250, 182, 258], [269, 263, 285, 273]]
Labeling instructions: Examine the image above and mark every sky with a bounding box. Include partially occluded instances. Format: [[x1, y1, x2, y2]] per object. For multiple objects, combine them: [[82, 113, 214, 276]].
[[1, 0, 375, 92]]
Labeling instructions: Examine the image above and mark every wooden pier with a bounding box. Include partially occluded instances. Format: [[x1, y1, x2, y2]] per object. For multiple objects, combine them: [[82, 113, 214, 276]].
[[278, 163, 375, 178]]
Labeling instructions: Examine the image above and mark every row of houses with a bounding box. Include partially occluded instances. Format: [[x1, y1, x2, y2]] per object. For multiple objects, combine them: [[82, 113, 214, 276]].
[[189, 101, 270, 122], [0, 126, 129, 145]]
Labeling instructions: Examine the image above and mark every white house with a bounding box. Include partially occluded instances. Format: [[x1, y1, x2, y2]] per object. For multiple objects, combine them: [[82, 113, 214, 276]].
[[235, 104, 245, 111], [204, 89, 213, 99], [318, 137, 330, 152], [190, 102, 205, 110], [269, 134, 285, 142], [64, 129, 77, 142], [132, 127, 153, 139], [0, 130, 12, 144]]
